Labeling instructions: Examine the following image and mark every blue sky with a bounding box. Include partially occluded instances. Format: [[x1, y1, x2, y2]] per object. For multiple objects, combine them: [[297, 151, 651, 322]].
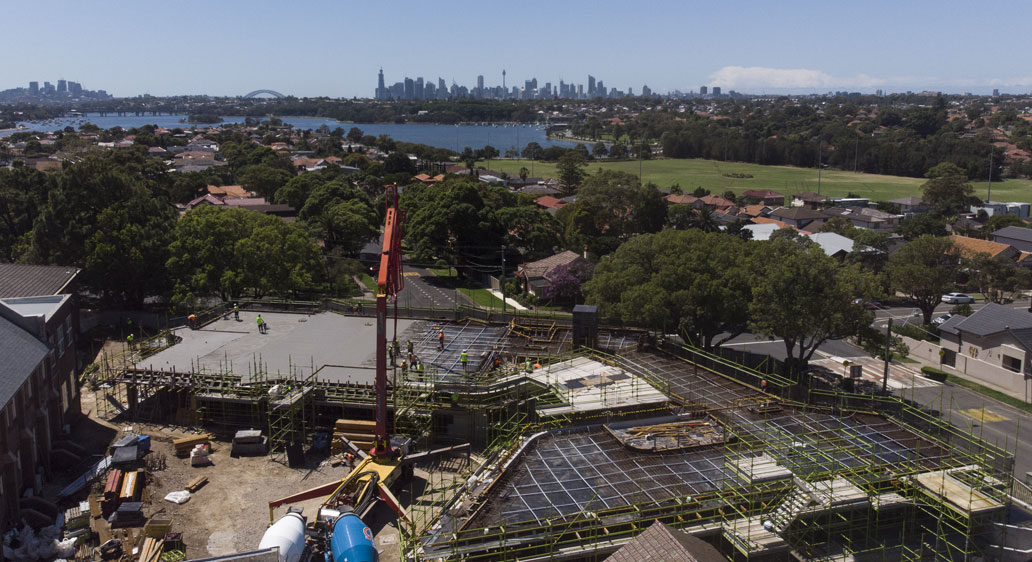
[[5, 0, 1031, 98]]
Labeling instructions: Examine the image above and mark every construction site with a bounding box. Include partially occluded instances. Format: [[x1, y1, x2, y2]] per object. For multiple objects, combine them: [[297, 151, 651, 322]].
[[79, 297, 1031, 562]]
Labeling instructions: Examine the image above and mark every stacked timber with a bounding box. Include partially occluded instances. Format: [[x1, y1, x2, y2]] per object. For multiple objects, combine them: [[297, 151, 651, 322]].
[[332, 419, 376, 453], [137, 535, 164, 562], [172, 434, 212, 457], [119, 470, 145, 503]]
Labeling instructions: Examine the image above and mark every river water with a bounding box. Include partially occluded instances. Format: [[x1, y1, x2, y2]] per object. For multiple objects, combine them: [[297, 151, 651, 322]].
[[4, 113, 577, 151]]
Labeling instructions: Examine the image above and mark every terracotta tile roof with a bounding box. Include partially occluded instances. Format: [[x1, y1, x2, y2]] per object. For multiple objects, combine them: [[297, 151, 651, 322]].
[[949, 235, 1014, 258], [207, 185, 251, 199], [699, 195, 734, 208], [665, 194, 699, 205], [534, 195, 566, 209], [751, 216, 791, 229], [739, 204, 770, 217]]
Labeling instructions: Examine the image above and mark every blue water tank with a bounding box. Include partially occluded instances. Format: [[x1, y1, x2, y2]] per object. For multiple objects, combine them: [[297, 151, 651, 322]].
[[328, 513, 377, 562]]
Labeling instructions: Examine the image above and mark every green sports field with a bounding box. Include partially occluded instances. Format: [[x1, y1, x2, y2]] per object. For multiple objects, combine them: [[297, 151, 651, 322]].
[[477, 158, 1032, 202]]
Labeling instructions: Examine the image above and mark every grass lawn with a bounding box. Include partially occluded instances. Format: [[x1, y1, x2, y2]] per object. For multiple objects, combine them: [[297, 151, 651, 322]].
[[429, 267, 455, 277], [459, 287, 506, 309], [946, 374, 1032, 415], [478, 157, 1032, 202], [357, 273, 377, 293]]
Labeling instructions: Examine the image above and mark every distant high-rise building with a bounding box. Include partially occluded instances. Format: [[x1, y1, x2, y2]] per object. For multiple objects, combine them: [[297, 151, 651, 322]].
[[438, 78, 446, 94], [641, 84, 651, 97], [43, 81, 54, 94], [700, 86, 708, 95], [875, 89, 883, 97], [415, 77, 424, 99], [57, 79, 67, 94], [29, 81, 38, 94], [543, 82, 551, 98], [588, 75, 596, 96], [577, 84, 583, 97], [993, 88, 1000, 97], [404, 77, 415, 99], [712, 86, 721, 96], [69, 81, 82, 96], [477, 75, 484, 96], [597, 80, 605, 98], [377, 68, 386, 99]]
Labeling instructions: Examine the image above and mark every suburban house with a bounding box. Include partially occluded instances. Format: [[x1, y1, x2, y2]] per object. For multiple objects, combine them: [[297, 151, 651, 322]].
[[792, 192, 829, 208], [806, 232, 856, 259], [664, 193, 701, 207], [207, 184, 252, 200], [605, 521, 726, 562], [516, 250, 590, 297], [0, 264, 83, 532], [737, 204, 772, 219], [889, 196, 930, 216], [821, 206, 902, 230], [413, 173, 445, 185], [699, 195, 735, 211], [949, 235, 1020, 261], [742, 189, 785, 206], [533, 195, 568, 214], [768, 207, 826, 229], [936, 303, 1032, 397], [991, 226, 1032, 252], [742, 222, 787, 240], [970, 201, 1030, 218]]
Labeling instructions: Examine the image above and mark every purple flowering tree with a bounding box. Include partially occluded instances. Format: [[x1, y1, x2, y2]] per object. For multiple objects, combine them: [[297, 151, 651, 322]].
[[543, 260, 594, 304]]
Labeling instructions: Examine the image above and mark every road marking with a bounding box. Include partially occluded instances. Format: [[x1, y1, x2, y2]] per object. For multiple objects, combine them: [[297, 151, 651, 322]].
[[959, 408, 1010, 423], [403, 272, 421, 277]]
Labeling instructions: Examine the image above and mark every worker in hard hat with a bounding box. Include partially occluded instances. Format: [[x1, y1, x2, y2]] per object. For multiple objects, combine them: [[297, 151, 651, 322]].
[[438, 330, 445, 350], [460, 349, 468, 372]]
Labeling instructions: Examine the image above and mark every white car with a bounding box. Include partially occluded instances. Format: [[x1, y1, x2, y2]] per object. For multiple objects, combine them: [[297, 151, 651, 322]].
[[941, 293, 974, 304]]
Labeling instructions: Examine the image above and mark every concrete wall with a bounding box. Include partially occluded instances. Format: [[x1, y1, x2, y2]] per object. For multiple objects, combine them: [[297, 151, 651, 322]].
[[901, 335, 1028, 398]]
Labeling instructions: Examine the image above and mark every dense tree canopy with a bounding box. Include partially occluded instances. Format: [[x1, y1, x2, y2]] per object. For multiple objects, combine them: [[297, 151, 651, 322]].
[[886, 236, 958, 324]]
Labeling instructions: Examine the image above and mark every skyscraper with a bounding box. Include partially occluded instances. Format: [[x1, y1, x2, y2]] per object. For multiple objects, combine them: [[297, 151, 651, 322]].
[[588, 75, 596, 96], [415, 77, 424, 100], [377, 68, 386, 99], [29, 81, 38, 94], [700, 86, 708, 95], [57, 79, 67, 94], [712, 86, 721, 96], [477, 75, 484, 97], [404, 77, 415, 99]]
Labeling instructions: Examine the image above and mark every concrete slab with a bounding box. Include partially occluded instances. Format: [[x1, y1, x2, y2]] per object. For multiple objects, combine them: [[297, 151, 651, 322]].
[[140, 312, 418, 384]]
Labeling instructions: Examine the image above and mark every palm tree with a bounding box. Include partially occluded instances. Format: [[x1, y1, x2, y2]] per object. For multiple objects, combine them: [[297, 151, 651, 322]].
[[692, 206, 721, 233], [519, 167, 529, 181]]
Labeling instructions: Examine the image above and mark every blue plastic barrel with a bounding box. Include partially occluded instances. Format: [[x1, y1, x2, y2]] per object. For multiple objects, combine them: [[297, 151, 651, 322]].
[[327, 513, 377, 562]]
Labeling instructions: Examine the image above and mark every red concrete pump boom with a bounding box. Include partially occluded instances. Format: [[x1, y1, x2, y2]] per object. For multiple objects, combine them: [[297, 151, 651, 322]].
[[372, 186, 405, 458]]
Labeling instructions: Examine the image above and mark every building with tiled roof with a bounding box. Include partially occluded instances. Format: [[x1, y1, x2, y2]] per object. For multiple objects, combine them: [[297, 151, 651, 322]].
[[768, 206, 826, 229], [936, 303, 1032, 397], [605, 521, 725, 562], [949, 235, 1019, 260], [516, 250, 589, 296], [991, 226, 1032, 252], [664, 193, 701, 206], [742, 189, 785, 206], [0, 264, 80, 298], [207, 184, 252, 199]]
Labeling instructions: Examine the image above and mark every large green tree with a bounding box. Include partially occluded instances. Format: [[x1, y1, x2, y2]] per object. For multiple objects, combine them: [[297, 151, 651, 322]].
[[560, 170, 666, 257], [886, 235, 958, 324], [749, 239, 877, 374], [921, 162, 980, 217], [556, 151, 588, 193], [584, 229, 754, 349], [298, 182, 379, 253]]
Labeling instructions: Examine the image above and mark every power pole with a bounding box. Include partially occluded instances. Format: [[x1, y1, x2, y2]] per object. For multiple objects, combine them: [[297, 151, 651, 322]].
[[987, 148, 994, 202], [817, 141, 823, 195], [882, 318, 893, 392]]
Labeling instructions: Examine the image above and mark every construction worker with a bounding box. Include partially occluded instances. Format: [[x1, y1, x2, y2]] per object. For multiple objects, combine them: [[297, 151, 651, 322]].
[[188, 314, 197, 329], [127, 333, 134, 350], [401, 359, 408, 376], [438, 330, 445, 350], [760, 379, 768, 393], [256, 314, 264, 334], [233, 304, 240, 321], [416, 361, 424, 377], [460, 350, 468, 372], [525, 360, 532, 373], [407, 340, 414, 355], [388, 345, 395, 366]]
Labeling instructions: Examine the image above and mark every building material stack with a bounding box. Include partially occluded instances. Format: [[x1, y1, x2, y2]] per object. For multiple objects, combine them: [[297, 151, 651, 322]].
[[231, 429, 268, 456], [172, 434, 212, 456], [332, 419, 376, 454]]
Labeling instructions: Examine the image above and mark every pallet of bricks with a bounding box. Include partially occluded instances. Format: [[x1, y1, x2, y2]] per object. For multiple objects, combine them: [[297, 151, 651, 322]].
[[332, 419, 375, 454]]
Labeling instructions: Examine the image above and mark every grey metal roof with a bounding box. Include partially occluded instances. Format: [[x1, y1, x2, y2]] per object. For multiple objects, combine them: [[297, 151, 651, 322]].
[[807, 232, 855, 257], [1010, 327, 1032, 354], [0, 313, 47, 409], [949, 303, 1032, 337], [0, 264, 79, 298], [937, 313, 966, 335], [606, 521, 726, 562], [992, 226, 1032, 243]]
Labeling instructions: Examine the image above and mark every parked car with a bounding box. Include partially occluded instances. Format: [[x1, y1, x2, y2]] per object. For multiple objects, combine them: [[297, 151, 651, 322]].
[[941, 293, 974, 304], [931, 313, 953, 326], [851, 298, 884, 310]]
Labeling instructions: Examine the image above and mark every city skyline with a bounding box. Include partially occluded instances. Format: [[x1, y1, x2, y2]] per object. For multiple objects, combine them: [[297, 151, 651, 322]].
[[3, 0, 1032, 98], [374, 68, 656, 101]]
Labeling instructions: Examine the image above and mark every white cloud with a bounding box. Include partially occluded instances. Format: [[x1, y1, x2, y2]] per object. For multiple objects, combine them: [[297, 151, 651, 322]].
[[708, 66, 888, 91]]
